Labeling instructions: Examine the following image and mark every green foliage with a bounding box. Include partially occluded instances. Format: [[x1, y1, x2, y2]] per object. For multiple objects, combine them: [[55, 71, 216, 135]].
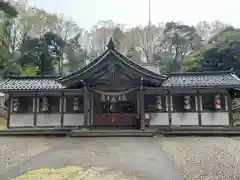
[[20, 66, 37, 76], [65, 33, 87, 73], [153, 21, 203, 73], [0, 1, 236, 79], [0, 0, 18, 17], [126, 47, 142, 62], [19, 32, 66, 75], [183, 27, 240, 74]]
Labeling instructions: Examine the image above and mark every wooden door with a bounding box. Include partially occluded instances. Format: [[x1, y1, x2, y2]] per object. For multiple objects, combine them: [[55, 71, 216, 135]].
[[93, 92, 137, 127]]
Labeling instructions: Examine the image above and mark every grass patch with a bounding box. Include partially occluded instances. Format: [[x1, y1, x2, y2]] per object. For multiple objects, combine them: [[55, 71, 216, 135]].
[[0, 117, 6, 129]]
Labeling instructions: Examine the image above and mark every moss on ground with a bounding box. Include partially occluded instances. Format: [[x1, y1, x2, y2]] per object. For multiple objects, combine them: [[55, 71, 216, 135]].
[[15, 166, 138, 180]]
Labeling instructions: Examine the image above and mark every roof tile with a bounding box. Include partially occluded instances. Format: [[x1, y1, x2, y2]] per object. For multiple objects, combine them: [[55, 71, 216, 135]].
[[163, 71, 240, 88], [0, 76, 64, 91]]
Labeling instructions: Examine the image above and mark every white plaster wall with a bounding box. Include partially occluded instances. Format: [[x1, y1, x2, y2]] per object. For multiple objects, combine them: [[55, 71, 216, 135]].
[[36, 114, 61, 127], [201, 112, 229, 126], [172, 113, 199, 126], [63, 114, 84, 126], [10, 114, 34, 127], [149, 113, 169, 125]]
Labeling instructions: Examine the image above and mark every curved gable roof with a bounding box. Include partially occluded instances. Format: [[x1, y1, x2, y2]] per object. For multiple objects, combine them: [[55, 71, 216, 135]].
[[58, 38, 166, 85]]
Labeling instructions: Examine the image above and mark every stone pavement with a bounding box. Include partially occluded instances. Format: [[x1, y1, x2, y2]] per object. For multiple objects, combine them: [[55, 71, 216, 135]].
[[0, 137, 183, 180]]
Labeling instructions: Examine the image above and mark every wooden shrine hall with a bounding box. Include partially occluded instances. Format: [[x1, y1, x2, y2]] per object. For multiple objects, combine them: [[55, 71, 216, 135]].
[[1, 38, 240, 131]]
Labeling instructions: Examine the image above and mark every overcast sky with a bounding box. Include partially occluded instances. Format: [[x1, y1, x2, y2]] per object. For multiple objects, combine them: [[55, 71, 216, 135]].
[[28, 0, 240, 30]]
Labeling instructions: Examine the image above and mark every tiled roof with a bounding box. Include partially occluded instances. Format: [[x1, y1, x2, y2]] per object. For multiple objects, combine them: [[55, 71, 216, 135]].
[[0, 76, 64, 91], [1, 70, 240, 91], [59, 39, 166, 85], [163, 70, 240, 88]]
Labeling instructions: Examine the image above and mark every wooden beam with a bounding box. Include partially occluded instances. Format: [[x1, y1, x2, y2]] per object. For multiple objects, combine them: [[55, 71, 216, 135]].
[[167, 90, 172, 126], [60, 92, 64, 127], [227, 93, 233, 126], [197, 90, 202, 126], [84, 87, 89, 128], [139, 78, 145, 130], [139, 90, 145, 130], [7, 96, 11, 128], [33, 92, 37, 127]]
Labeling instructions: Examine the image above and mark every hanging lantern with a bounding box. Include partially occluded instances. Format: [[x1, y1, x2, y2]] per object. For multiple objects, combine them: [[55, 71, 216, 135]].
[[184, 96, 191, 110], [73, 97, 80, 111], [41, 97, 48, 112], [156, 96, 162, 110], [215, 95, 221, 109], [12, 98, 19, 112]]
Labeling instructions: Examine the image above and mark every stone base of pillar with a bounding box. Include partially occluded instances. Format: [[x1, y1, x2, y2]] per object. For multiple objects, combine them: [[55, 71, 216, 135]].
[[140, 119, 145, 131]]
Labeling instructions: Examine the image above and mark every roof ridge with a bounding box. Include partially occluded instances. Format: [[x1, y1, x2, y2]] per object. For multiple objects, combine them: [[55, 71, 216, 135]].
[[165, 70, 231, 76], [6, 76, 59, 79]]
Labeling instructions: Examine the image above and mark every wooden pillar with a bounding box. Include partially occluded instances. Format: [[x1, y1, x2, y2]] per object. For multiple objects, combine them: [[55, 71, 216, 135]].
[[84, 87, 89, 128], [139, 91, 145, 130], [167, 90, 172, 126], [7, 95, 11, 128], [197, 90, 202, 126], [137, 91, 140, 115], [33, 92, 37, 127], [227, 93, 233, 126], [139, 78, 145, 130], [60, 92, 64, 127], [90, 91, 94, 127]]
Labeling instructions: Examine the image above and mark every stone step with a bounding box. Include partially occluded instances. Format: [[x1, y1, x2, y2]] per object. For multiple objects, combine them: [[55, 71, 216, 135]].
[[162, 130, 240, 136], [69, 132, 155, 137], [0, 131, 68, 136]]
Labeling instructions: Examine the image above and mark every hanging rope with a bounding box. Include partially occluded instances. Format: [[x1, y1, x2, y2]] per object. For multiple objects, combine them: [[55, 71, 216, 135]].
[[89, 88, 136, 96]]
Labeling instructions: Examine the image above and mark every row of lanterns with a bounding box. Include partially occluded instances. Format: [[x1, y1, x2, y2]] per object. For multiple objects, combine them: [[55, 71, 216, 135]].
[[156, 95, 222, 110], [11, 94, 222, 112], [12, 97, 82, 112]]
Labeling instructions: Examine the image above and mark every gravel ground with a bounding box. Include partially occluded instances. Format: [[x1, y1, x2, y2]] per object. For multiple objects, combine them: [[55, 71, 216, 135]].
[[0, 137, 182, 180], [0, 137, 59, 174], [158, 136, 240, 180]]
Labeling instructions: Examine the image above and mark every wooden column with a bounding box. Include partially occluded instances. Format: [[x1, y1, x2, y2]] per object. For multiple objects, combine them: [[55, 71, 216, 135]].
[[7, 95, 11, 129], [60, 92, 64, 127], [227, 93, 233, 126], [197, 90, 202, 126], [84, 87, 89, 128], [89, 91, 94, 127], [139, 90, 145, 130], [139, 78, 145, 130], [33, 92, 37, 127], [167, 90, 172, 126], [137, 91, 140, 115]]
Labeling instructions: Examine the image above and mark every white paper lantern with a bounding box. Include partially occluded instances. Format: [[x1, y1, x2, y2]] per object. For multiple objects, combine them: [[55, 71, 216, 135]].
[[73, 97, 80, 111], [184, 96, 191, 110], [156, 96, 162, 110], [215, 95, 221, 109], [12, 98, 19, 112], [41, 97, 48, 112]]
